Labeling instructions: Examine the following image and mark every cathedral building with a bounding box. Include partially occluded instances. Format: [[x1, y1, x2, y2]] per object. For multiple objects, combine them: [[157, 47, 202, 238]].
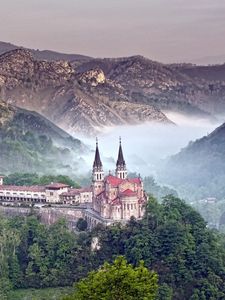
[[92, 139, 147, 222], [0, 139, 147, 228]]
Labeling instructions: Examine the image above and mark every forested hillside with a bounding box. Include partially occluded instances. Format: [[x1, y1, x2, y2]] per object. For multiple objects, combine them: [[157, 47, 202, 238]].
[[1, 196, 225, 299], [160, 121, 225, 201], [0, 100, 86, 175]]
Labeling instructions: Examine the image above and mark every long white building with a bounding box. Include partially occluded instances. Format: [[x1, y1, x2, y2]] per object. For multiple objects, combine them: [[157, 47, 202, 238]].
[[0, 180, 92, 204]]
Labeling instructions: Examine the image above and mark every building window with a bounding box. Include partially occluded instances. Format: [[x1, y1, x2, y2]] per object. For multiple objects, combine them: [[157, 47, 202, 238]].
[[127, 204, 129, 210], [131, 204, 133, 210], [50, 192, 54, 196]]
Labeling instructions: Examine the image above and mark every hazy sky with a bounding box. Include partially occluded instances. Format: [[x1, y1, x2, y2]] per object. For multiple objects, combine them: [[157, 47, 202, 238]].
[[0, 0, 225, 62]]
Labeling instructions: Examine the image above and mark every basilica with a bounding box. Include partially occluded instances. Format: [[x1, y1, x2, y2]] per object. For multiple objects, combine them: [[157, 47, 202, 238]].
[[0, 139, 147, 227], [91, 139, 147, 222]]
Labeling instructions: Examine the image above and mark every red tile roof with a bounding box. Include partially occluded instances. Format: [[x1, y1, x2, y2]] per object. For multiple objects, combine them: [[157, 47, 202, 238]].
[[105, 175, 141, 187], [0, 185, 45, 192], [105, 175, 123, 186], [129, 178, 141, 184], [45, 183, 69, 189], [120, 189, 137, 197]]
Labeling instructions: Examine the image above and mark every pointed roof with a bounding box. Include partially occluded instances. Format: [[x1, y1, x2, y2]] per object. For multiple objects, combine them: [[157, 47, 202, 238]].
[[116, 137, 126, 167], [93, 138, 103, 168]]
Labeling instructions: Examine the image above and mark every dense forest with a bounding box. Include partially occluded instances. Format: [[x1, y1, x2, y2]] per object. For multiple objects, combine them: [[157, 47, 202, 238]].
[[1, 195, 225, 299], [3, 173, 80, 188], [160, 122, 225, 202]]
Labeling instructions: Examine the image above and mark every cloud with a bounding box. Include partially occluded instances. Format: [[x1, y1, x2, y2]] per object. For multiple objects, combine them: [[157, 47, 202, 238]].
[[79, 114, 219, 177]]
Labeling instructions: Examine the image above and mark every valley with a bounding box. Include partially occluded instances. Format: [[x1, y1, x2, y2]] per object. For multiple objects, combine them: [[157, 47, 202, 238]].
[[1, 0, 225, 299]]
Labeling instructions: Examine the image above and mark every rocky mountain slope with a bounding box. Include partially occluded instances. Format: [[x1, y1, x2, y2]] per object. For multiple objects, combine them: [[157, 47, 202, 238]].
[[0, 41, 91, 62], [159, 122, 225, 200], [0, 49, 171, 136], [76, 56, 225, 117], [1, 45, 225, 135], [0, 99, 86, 174]]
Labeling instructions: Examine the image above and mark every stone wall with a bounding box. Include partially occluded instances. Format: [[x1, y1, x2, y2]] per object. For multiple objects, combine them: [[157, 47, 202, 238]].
[[0, 205, 85, 230], [0, 204, 119, 231]]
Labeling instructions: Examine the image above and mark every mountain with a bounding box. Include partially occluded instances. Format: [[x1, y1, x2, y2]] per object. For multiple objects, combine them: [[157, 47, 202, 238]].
[[0, 41, 91, 62], [159, 122, 225, 200], [0, 99, 87, 175], [0, 49, 171, 136], [1, 46, 225, 135], [75, 55, 225, 118], [190, 54, 225, 66]]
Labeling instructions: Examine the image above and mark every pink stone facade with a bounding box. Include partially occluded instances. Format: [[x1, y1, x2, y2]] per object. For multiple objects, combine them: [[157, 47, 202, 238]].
[[93, 175, 146, 221], [92, 139, 147, 222]]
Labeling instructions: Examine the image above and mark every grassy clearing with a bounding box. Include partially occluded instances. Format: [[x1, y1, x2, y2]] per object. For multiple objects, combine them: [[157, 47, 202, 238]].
[[8, 287, 73, 300]]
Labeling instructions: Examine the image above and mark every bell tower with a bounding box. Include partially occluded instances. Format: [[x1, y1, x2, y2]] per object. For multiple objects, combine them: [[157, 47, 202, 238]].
[[92, 138, 104, 196], [115, 137, 127, 179]]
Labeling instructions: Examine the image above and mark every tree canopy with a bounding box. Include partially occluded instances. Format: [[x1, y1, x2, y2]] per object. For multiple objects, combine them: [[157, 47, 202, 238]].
[[1, 195, 225, 299], [3, 173, 80, 188], [63, 256, 158, 300]]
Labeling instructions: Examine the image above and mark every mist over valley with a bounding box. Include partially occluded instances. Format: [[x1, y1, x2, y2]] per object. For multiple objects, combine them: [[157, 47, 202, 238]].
[[80, 114, 219, 179], [2, 0, 225, 298]]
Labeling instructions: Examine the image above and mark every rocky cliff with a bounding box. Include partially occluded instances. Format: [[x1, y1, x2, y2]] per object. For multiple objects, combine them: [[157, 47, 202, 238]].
[[1, 46, 225, 135], [76, 55, 225, 117], [0, 49, 172, 136]]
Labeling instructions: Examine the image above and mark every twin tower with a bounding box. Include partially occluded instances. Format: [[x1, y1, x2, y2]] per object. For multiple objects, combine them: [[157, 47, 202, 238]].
[[92, 138, 128, 182]]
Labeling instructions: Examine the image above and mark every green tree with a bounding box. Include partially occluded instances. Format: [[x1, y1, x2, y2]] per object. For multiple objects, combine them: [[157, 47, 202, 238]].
[[76, 218, 88, 231], [63, 256, 158, 300]]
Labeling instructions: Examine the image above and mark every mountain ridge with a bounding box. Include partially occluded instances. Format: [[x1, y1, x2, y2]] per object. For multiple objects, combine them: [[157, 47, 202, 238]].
[[0, 49, 172, 136], [1, 44, 225, 136], [159, 122, 225, 200], [0, 41, 91, 62]]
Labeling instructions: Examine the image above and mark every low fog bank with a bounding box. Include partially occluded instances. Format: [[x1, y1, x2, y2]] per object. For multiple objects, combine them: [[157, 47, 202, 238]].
[[77, 113, 220, 178]]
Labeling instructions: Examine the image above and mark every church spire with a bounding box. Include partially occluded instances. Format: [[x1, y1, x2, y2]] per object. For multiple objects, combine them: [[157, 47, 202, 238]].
[[115, 137, 127, 179], [93, 138, 102, 169], [92, 138, 104, 183], [116, 137, 126, 167]]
